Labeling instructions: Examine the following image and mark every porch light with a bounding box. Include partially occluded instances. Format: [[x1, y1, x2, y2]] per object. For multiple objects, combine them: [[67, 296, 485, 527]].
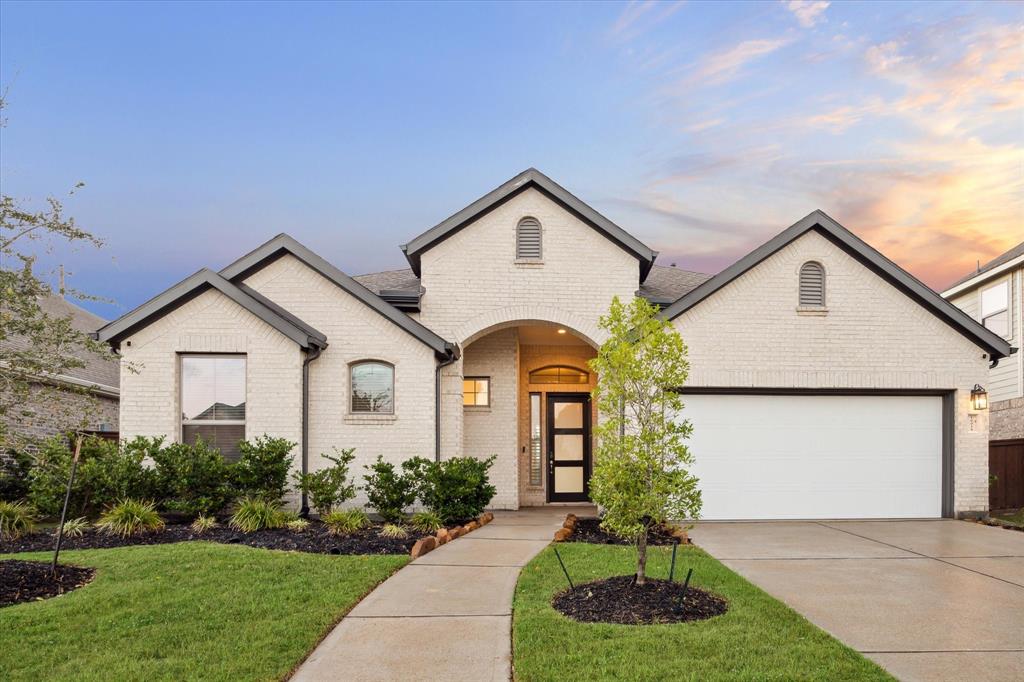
[[970, 384, 988, 411], [557, 328, 567, 334]]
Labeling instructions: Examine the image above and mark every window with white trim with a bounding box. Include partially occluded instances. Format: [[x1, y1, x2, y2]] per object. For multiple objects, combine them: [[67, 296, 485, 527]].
[[350, 361, 394, 414], [798, 261, 826, 307], [981, 280, 1009, 338], [180, 355, 246, 461], [516, 217, 542, 260]]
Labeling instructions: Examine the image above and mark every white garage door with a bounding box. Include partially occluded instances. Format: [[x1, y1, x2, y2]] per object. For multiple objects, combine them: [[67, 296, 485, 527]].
[[682, 394, 943, 520]]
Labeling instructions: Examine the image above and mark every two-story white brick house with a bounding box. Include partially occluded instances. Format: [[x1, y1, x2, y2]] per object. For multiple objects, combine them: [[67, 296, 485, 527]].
[[96, 169, 1014, 519]]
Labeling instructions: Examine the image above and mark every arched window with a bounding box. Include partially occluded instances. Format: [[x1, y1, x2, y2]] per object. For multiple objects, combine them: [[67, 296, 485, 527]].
[[799, 261, 826, 307], [516, 217, 542, 260], [350, 361, 394, 413], [529, 365, 588, 385]]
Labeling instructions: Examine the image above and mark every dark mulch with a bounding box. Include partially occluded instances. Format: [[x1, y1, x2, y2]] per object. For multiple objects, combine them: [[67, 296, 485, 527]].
[[553, 574, 728, 625], [569, 518, 680, 546], [1, 560, 96, 608], [0, 522, 416, 556]]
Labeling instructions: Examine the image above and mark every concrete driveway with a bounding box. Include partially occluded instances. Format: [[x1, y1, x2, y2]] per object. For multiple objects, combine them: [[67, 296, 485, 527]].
[[691, 519, 1024, 682]]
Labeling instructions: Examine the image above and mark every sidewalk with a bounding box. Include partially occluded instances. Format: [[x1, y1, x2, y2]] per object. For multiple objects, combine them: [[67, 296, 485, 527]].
[[291, 506, 593, 681]]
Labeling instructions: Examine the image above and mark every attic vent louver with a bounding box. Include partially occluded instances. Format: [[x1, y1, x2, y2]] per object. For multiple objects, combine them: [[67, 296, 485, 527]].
[[516, 217, 542, 260], [799, 261, 825, 306]]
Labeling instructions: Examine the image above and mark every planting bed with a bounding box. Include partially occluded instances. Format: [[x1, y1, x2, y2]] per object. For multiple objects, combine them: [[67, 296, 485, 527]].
[[1, 559, 95, 608], [0, 522, 415, 556], [568, 517, 682, 545], [552, 574, 728, 625]]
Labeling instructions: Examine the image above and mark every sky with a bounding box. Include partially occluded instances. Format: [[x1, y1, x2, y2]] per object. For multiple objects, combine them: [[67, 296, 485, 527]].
[[1, 0, 1021, 319]]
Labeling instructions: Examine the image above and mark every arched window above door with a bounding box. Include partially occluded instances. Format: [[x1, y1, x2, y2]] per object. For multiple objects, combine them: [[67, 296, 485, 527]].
[[528, 365, 588, 384]]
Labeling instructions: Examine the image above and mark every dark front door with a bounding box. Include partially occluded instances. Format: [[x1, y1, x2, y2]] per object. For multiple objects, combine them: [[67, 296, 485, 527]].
[[546, 393, 591, 502]]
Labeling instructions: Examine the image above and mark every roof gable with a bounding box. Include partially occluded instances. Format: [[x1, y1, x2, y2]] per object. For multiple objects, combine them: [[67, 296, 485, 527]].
[[660, 210, 1015, 361], [942, 241, 1024, 296], [400, 168, 658, 281], [219, 234, 455, 358], [95, 269, 327, 351]]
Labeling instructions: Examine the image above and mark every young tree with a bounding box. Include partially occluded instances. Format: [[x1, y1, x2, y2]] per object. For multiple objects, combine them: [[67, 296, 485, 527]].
[[588, 296, 702, 585]]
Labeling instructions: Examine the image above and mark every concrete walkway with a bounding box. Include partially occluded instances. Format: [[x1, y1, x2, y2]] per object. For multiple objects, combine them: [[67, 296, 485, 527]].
[[691, 519, 1024, 682], [292, 506, 591, 682]]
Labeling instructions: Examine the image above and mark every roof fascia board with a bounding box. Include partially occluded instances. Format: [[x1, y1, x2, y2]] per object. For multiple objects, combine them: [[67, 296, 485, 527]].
[[401, 169, 658, 280], [94, 269, 322, 350], [660, 210, 1013, 360], [941, 254, 1024, 298], [220, 234, 455, 358]]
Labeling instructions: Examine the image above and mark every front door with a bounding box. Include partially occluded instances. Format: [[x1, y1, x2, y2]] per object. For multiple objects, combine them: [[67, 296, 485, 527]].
[[546, 394, 591, 502]]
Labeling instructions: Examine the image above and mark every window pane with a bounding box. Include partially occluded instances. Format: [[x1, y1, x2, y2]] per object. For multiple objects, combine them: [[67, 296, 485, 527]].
[[554, 434, 583, 460], [554, 466, 584, 493], [462, 378, 490, 406], [981, 281, 1008, 316], [984, 310, 1009, 338], [352, 362, 394, 413], [554, 402, 583, 428], [181, 356, 245, 421], [183, 424, 245, 462], [529, 394, 542, 486], [529, 366, 588, 384]]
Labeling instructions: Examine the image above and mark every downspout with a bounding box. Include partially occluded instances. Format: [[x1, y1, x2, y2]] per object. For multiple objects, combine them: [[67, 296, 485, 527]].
[[435, 345, 459, 463], [300, 344, 324, 518]]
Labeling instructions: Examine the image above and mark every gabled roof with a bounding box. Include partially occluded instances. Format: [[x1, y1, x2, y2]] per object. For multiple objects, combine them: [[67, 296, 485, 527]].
[[400, 168, 659, 281], [95, 269, 328, 351], [638, 264, 712, 308], [942, 241, 1024, 296], [660, 210, 1015, 361], [219, 234, 456, 359]]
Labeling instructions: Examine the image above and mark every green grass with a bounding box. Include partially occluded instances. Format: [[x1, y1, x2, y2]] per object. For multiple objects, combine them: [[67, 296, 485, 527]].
[[513, 543, 892, 682], [1, 542, 407, 681], [991, 508, 1024, 527]]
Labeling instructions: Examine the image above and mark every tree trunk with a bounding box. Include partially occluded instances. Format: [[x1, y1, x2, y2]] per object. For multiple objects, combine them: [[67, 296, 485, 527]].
[[636, 527, 649, 585]]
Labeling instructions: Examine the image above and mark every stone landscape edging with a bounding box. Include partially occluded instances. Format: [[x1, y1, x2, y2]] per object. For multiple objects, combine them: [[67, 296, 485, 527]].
[[410, 511, 495, 558]]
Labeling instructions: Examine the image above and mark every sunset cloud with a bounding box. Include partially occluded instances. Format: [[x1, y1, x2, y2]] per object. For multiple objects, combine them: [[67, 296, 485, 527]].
[[785, 1, 830, 29], [683, 38, 791, 87]]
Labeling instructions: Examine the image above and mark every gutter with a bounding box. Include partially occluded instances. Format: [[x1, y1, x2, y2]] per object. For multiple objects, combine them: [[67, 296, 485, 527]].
[[434, 344, 461, 462], [300, 343, 325, 518]]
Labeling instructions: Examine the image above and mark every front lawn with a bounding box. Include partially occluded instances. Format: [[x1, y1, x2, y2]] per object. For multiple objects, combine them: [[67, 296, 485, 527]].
[[0, 542, 407, 681], [513, 543, 892, 681]]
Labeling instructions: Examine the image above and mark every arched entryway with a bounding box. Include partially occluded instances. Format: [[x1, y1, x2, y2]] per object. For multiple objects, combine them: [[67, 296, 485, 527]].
[[458, 321, 599, 508]]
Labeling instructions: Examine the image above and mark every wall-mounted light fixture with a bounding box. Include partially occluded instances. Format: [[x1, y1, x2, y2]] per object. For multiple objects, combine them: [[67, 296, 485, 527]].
[[970, 384, 988, 411]]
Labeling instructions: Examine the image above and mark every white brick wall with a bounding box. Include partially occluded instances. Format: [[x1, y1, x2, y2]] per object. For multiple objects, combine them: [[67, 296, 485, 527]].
[[672, 231, 993, 513], [241, 254, 438, 507]]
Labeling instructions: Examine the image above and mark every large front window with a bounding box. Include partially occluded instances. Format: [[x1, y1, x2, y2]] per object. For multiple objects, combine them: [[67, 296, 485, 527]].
[[180, 355, 246, 461], [350, 361, 394, 413]]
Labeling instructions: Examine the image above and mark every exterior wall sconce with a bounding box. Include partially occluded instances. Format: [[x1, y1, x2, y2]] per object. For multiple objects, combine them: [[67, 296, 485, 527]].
[[970, 384, 988, 411]]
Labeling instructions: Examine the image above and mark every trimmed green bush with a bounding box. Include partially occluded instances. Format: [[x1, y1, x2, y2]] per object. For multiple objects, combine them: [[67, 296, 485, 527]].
[[0, 500, 37, 539], [415, 456, 497, 524], [322, 508, 369, 535], [0, 449, 32, 502], [229, 498, 286, 532], [293, 448, 357, 516], [234, 436, 295, 502], [363, 456, 417, 523], [151, 439, 236, 518], [96, 499, 165, 537]]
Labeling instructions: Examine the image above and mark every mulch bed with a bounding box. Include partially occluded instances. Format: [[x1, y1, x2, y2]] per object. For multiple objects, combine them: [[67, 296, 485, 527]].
[[1, 560, 96, 608], [0, 522, 416, 556], [553, 575, 728, 625], [568, 518, 680, 546]]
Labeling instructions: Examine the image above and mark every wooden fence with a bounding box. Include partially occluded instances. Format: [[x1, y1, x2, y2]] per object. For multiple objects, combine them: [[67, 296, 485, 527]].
[[990, 438, 1024, 510]]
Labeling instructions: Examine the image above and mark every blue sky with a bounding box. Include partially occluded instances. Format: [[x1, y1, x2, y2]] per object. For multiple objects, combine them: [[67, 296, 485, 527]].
[[2, 1, 1021, 318]]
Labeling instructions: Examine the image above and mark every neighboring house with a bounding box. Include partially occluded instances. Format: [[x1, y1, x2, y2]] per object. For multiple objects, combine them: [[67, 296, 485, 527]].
[[95, 169, 1013, 519], [2, 294, 120, 447], [942, 243, 1024, 443]]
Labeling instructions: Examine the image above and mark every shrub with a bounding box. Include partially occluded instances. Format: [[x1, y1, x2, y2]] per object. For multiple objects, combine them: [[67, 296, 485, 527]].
[[0, 500, 37, 539], [363, 456, 417, 523], [151, 439, 236, 518], [190, 514, 219, 533], [379, 523, 408, 539], [415, 456, 497, 524], [80, 436, 161, 510], [96, 499, 165, 537], [286, 518, 310, 532], [0, 449, 33, 502], [234, 436, 296, 502], [28, 436, 89, 517], [60, 516, 90, 538], [293, 448, 357, 516], [322, 508, 369, 535], [409, 510, 443, 533], [229, 498, 286, 532]]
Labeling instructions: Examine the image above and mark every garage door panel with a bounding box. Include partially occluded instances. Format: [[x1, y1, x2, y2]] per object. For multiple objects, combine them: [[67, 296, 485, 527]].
[[683, 394, 943, 520]]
